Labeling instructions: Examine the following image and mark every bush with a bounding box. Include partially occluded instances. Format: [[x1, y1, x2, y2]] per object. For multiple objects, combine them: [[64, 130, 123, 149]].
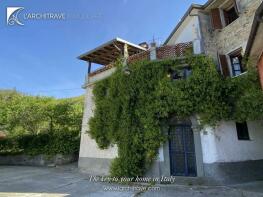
[[0, 131, 80, 156], [0, 92, 83, 136]]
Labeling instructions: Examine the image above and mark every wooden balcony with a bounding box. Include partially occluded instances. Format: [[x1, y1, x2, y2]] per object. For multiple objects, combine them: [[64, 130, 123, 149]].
[[79, 38, 193, 86]]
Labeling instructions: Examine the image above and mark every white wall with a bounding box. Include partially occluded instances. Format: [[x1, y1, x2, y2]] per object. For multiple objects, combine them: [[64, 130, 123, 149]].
[[166, 13, 202, 54], [200, 120, 263, 164], [79, 68, 118, 159]]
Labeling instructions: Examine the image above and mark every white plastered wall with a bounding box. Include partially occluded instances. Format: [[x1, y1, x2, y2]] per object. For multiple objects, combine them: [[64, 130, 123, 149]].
[[200, 120, 263, 164], [79, 68, 118, 160], [166, 11, 202, 54]]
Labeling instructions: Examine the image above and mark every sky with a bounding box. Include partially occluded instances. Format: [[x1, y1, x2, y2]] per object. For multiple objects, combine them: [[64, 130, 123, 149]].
[[0, 0, 207, 98]]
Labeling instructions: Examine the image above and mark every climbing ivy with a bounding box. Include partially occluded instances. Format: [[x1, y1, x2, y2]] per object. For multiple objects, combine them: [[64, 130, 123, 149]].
[[88, 55, 263, 177]]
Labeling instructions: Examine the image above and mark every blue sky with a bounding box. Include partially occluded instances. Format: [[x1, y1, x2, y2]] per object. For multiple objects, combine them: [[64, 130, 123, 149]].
[[0, 0, 206, 98]]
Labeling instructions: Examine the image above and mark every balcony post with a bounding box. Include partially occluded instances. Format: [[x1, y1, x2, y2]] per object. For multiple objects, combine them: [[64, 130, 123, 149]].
[[88, 61, 92, 74], [123, 43, 129, 65]]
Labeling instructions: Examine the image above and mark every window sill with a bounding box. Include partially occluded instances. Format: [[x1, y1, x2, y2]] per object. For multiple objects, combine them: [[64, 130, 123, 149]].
[[232, 71, 248, 78], [216, 18, 239, 32], [238, 139, 251, 141]]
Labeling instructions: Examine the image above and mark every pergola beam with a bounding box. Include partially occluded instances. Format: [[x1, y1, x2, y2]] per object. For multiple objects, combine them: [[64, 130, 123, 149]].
[[78, 37, 146, 66]]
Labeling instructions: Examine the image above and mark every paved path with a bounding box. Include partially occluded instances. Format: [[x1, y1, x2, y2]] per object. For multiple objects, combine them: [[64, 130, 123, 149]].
[[0, 164, 263, 197]]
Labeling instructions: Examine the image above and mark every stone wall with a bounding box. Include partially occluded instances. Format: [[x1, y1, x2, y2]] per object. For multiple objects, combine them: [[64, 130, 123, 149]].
[[0, 154, 77, 166], [259, 53, 263, 88], [201, 0, 262, 59]]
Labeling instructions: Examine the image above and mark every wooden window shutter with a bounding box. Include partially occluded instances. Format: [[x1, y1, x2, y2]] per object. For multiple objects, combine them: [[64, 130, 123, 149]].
[[219, 54, 230, 77], [211, 8, 222, 29], [223, 10, 229, 25]]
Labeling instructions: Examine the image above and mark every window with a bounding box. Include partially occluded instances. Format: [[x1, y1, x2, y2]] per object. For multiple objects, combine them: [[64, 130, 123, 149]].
[[210, 1, 239, 29], [223, 6, 239, 26], [171, 72, 182, 80], [183, 67, 192, 78], [168, 67, 192, 80], [236, 122, 250, 140], [229, 50, 245, 76], [168, 69, 182, 80]]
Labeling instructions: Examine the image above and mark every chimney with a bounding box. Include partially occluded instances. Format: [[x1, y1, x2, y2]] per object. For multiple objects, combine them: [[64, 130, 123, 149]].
[[150, 41, 157, 48], [149, 41, 157, 60], [138, 42, 149, 49]]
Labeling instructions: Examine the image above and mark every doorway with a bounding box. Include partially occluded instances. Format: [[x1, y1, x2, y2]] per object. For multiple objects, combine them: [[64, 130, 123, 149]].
[[169, 124, 197, 176]]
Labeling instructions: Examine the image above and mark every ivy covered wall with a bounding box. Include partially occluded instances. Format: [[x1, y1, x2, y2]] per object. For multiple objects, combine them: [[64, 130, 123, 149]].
[[88, 56, 263, 177]]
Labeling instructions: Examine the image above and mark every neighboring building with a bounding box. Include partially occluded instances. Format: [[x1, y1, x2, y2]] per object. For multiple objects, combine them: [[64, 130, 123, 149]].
[[165, 0, 262, 77], [245, 2, 263, 87], [164, 0, 263, 183], [78, 0, 263, 183]]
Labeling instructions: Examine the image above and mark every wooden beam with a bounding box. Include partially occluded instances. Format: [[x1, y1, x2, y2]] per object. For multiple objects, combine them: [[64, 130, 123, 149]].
[[81, 41, 145, 66], [89, 53, 113, 63]]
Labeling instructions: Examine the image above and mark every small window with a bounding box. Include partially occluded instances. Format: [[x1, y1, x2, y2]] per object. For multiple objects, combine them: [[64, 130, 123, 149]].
[[168, 70, 182, 80], [236, 122, 250, 140], [168, 67, 192, 80], [183, 67, 192, 78], [223, 6, 239, 26], [229, 50, 245, 76]]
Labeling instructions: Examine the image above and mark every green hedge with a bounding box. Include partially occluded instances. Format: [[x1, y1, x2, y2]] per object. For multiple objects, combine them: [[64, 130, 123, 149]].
[[0, 131, 80, 156]]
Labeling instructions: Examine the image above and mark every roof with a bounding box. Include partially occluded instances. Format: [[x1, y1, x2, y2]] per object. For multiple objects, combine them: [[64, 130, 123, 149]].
[[78, 37, 146, 65], [244, 2, 263, 59]]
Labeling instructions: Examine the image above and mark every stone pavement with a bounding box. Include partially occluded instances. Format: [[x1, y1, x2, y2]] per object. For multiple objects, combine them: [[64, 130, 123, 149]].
[[0, 164, 263, 197]]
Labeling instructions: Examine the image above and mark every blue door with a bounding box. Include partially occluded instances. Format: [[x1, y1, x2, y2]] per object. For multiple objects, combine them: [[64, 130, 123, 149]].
[[169, 125, 197, 176]]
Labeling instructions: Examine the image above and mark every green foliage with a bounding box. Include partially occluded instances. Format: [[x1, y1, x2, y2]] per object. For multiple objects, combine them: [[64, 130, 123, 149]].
[[89, 55, 263, 177], [0, 91, 83, 136], [0, 91, 83, 155], [0, 131, 80, 156]]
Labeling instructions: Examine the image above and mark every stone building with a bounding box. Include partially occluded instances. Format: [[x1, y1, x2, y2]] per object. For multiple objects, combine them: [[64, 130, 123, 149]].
[[78, 0, 263, 183], [245, 1, 263, 87], [163, 0, 263, 183]]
